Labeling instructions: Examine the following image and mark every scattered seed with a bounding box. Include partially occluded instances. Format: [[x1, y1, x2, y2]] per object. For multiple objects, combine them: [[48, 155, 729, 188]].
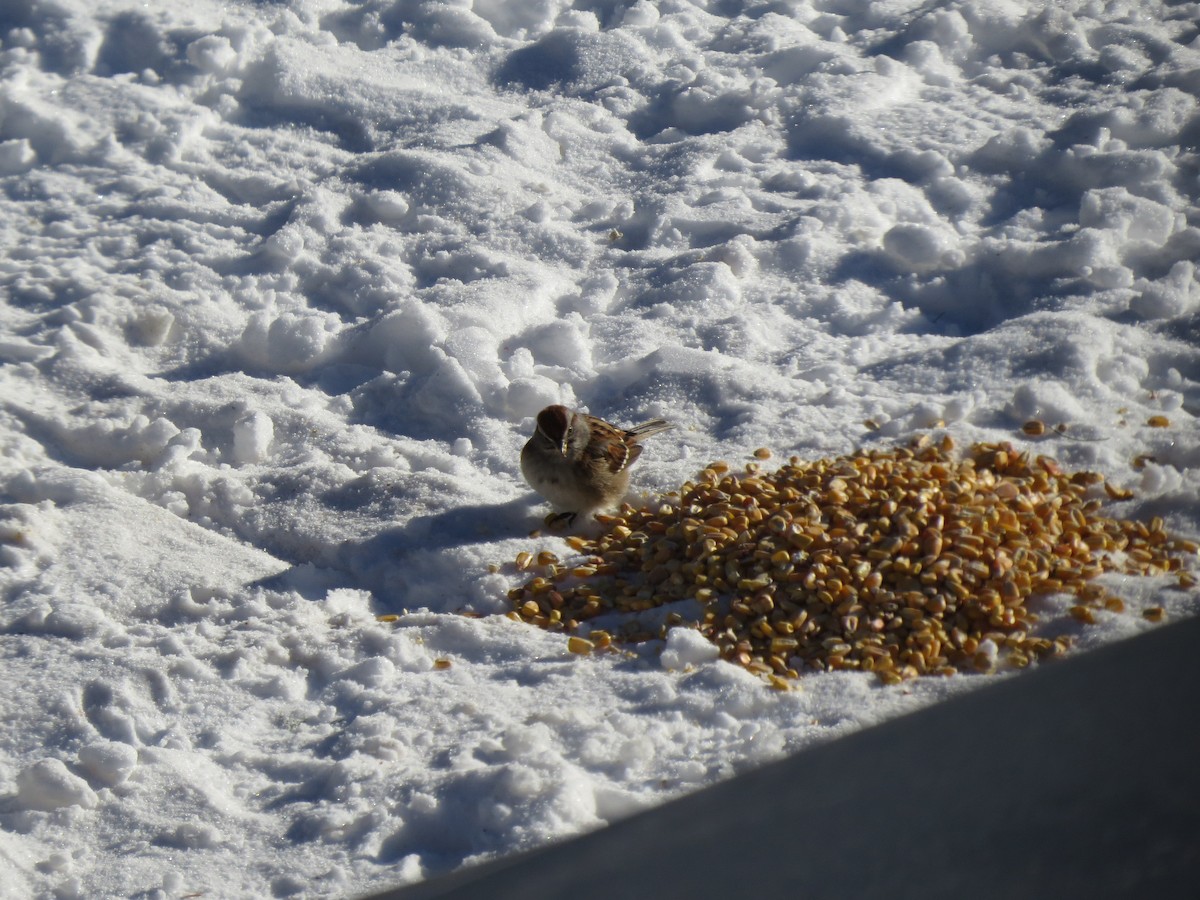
[[1147, 416, 1170, 428], [1022, 420, 1046, 436], [433, 658, 452, 670]]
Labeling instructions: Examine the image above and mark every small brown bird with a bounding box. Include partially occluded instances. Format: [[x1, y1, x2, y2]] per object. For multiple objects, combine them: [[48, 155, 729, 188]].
[[521, 405, 674, 524]]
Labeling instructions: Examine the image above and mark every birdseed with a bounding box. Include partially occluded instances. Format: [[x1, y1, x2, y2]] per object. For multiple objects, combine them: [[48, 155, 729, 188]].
[[504, 440, 1196, 683]]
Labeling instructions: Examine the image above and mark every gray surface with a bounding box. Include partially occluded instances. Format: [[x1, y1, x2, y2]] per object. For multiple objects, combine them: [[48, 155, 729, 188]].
[[372, 615, 1200, 900]]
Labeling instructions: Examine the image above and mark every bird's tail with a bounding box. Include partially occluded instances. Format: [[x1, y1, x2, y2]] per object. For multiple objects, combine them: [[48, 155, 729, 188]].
[[626, 419, 674, 440]]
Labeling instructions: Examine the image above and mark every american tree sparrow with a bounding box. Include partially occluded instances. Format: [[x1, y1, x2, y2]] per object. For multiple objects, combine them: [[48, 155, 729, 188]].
[[521, 405, 674, 524]]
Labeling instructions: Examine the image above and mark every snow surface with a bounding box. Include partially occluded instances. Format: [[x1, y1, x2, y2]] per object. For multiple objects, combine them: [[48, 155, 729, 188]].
[[1, 0, 1199, 896]]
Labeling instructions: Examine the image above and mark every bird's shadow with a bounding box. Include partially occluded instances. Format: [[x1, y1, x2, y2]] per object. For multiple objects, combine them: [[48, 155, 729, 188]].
[[249, 497, 544, 607], [351, 496, 538, 558]]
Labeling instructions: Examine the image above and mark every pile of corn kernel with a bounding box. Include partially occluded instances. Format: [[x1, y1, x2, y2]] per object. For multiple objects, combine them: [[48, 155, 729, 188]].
[[505, 438, 1197, 686]]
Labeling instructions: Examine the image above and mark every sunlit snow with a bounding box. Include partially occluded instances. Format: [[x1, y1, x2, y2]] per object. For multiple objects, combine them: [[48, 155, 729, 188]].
[[1, 0, 1198, 896]]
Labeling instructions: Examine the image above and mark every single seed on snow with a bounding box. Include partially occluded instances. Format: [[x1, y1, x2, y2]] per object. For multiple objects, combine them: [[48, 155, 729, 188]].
[[1104, 480, 1134, 500], [567, 636, 594, 654], [1146, 415, 1170, 428]]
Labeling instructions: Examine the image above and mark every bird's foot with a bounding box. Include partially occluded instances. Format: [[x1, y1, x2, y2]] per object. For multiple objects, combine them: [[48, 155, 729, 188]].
[[544, 511, 577, 529]]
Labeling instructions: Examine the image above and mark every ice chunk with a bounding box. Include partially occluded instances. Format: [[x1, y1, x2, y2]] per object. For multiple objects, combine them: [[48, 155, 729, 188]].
[[186, 35, 239, 74], [339, 657, 396, 689], [882, 223, 957, 272], [521, 317, 593, 372], [1006, 382, 1088, 425], [78, 742, 138, 787], [618, 1, 660, 27], [1131, 261, 1199, 320], [16, 759, 99, 811], [132, 305, 175, 346], [0, 138, 36, 175], [472, 0, 565, 38], [505, 375, 564, 418], [660, 627, 719, 671], [362, 190, 410, 225], [239, 311, 339, 374], [231, 411, 274, 465], [1079, 187, 1177, 247]]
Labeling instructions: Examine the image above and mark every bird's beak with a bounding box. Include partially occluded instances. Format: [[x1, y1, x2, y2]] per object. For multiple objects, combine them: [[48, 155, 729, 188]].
[[536, 422, 569, 456]]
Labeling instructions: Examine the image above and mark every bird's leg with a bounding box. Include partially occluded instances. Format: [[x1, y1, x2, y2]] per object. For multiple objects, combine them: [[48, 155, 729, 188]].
[[545, 511, 578, 529]]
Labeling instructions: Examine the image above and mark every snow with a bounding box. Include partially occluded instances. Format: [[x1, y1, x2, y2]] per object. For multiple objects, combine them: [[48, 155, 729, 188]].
[[1, 0, 1198, 896]]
